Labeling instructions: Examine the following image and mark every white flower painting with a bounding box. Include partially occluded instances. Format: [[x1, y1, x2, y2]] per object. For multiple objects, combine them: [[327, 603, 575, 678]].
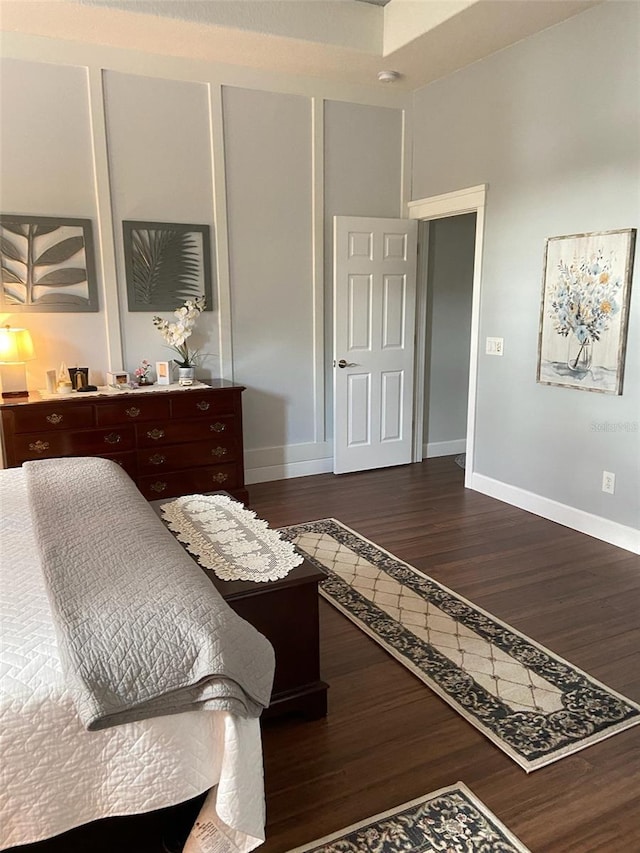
[[537, 229, 636, 394]]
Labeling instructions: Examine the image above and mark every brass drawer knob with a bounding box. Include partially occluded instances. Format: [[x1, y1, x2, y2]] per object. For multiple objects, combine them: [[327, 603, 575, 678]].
[[196, 401, 210, 411], [210, 422, 226, 433], [147, 428, 165, 440], [150, 481, 167, 493], [211, 446, 227, 458], [28, 440, 50, 454], [46, 413, 63, 424], [104, 432, 121, 445], [125, 406, 141, 418], [149, 453, 166, 466], [212, 472, 228, 484]]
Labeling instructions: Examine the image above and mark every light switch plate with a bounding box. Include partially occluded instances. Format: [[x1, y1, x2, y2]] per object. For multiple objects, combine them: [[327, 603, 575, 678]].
[[486, 337, 504, 356]]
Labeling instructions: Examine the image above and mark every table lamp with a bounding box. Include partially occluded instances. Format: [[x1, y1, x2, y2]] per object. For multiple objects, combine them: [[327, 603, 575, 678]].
[[0, 325, 35, 398]]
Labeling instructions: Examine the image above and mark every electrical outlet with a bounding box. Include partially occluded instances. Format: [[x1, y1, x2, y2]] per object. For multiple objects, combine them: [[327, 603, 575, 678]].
[[486, 337, 504, 356], [602, 471, 615, 494]]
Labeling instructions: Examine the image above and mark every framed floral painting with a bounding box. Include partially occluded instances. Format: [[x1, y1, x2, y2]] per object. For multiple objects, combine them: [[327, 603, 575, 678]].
[[536, 229, 636, 394]]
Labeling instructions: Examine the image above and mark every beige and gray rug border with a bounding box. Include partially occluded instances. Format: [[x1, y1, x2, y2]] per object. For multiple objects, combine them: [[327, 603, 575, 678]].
[[280, 518, 640, 773], [285, 781, 531, 853]]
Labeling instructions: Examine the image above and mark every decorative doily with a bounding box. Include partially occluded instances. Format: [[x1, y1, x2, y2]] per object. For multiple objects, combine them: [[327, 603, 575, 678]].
[[160, 494, 304, 583]]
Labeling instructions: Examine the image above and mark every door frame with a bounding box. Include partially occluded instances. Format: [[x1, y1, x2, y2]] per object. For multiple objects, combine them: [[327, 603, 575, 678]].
[[407, 184, 487, 488]]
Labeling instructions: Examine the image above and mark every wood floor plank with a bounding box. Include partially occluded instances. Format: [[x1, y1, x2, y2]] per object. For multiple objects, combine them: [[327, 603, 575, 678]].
[[15, 458, 639, 852], [250, 460, 640, 853]]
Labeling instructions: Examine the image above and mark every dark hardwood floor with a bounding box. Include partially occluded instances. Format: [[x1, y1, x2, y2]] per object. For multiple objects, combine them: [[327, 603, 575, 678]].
[[16, 458, 640, 852]]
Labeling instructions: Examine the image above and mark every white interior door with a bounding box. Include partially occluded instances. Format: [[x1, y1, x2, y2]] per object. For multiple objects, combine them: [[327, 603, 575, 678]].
[[333, 216, 418, 474]]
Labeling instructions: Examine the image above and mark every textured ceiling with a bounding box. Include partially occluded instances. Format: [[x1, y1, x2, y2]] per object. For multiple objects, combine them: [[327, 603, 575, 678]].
[[1, 0, 601, 92]]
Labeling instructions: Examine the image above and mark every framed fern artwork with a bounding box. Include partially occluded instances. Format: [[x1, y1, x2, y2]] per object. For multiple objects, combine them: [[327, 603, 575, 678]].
[[123, 220, 213, 312], [0, 215, 99, 312]]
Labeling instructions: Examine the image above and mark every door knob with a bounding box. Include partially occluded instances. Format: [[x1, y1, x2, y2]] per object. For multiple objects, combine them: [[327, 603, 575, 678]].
[[337, 359, 358, 368]]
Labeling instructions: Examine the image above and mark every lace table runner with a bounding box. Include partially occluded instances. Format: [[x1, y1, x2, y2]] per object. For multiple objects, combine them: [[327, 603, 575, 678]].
[[160, 494, 303, 583]]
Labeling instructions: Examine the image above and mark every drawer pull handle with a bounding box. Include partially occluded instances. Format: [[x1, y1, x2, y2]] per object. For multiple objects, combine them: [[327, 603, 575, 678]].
[[212, 472, 228, 484], [196, 401, 210, 411], [104, 433, 122, 445], [150, 481, 167, 493], [147, 428, 165, 440], [46, 413, 63, 425], [29, 440, 50, 454], [125, 406, 141, 418], [210, 422, 226, 433], [211, 446, 227, 458], [149, 453, 166, 466]]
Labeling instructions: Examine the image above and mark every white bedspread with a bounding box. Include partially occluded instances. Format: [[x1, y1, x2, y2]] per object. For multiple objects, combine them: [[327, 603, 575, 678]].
[[0, 468, 265, 850]]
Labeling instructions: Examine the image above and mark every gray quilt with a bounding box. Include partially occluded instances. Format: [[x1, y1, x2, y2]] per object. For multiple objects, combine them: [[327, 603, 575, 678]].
[[24, 457, 275, 731]]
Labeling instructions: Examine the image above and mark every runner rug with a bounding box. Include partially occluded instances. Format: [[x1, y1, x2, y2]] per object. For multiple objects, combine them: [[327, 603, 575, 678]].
[[279, 519, 640, 772], [286, 783, 530, 853]]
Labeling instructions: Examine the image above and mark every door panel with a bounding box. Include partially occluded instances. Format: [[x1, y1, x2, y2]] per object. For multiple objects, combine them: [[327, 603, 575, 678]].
[[334, 216, 417, 474]]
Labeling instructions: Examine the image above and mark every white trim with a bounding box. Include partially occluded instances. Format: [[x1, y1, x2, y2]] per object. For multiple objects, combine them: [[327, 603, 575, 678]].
[[408, 184, 487, 491], [407, 185, 487, 220], [87, 67, 124, 371], [311, 97, 326, 443], [245, 441, 333, 484], [400, 106, 412, 213], [423, 439, 466, 459], [1, 32, 412, 110], [412, 221, 428, 463], [471, 473, 640, 555], [209, 84, 234, 380]]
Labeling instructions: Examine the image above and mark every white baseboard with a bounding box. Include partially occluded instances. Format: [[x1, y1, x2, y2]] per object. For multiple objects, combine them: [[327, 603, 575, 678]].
[[470, 472, 640, 555], [245, 441, 333, 485], [423, 439, 466, 459]]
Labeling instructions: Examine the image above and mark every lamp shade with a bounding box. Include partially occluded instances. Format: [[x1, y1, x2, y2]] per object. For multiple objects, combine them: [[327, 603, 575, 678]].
[[0, 326, 35, 363]]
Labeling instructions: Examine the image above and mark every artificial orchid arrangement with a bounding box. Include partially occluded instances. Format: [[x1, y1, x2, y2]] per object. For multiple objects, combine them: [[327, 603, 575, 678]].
[[152, 296, 206, 367]]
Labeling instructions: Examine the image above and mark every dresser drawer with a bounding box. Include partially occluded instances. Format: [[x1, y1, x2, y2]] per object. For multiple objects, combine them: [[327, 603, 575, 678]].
[[9, 404, 94, 433], [137, 462, 238, 500], [97, 451, 137, 479], [135, 415, 237, 447], [95, 397, 171, 427], [13, 427, 136, 461], [137, 436, 237, 474], [170, 391, 237, 419]]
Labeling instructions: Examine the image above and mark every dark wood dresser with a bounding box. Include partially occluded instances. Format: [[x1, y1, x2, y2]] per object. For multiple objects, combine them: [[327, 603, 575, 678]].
[[0, 381, 248, 503]]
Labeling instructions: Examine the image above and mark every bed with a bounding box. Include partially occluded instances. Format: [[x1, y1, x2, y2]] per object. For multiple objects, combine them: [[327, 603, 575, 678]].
[[0, 457, 275, 851]]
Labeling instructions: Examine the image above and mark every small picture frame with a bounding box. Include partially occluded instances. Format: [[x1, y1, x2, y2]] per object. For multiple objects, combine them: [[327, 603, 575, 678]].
[[107, 371, 130, 388], [156, 361, 171, 385]]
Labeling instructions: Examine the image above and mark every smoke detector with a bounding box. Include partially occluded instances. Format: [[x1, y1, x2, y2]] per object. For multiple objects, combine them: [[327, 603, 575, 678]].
[[377, 70, 401, 83]]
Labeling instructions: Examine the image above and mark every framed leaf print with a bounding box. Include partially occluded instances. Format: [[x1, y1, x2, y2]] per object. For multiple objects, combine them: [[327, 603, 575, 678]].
[[123, 220, 213, 312], [0, 215, 99, 312]]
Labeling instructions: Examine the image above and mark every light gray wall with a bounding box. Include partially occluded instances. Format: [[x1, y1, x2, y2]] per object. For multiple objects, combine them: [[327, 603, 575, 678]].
[[423, 214, 475, 448], [103, 72, 220, 379], [412, 1, 640, 528], [324, 100, 403, 436], [223, 86, 314, 449], [0, 50, 405, 468], [0, 58, 108, 385]]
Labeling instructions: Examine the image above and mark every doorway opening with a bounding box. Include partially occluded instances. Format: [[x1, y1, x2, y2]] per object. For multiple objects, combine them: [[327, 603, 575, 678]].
[[419, 213, 476, 467], [409, 184, 487, 488]]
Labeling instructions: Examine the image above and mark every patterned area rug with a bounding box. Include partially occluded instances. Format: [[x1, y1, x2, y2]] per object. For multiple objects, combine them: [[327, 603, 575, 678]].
[[286, 783, 530, 853], [279, 519, 640, 772]]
